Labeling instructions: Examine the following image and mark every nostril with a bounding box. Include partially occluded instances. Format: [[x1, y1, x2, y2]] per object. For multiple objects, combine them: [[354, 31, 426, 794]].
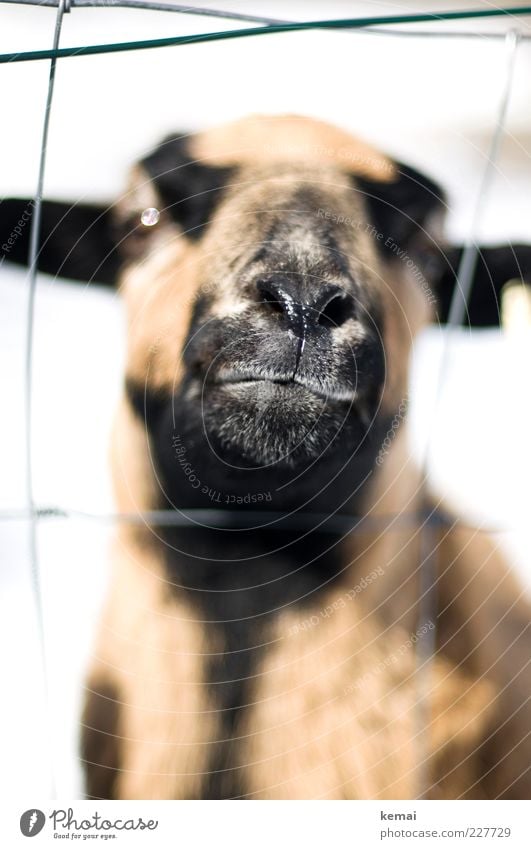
[[318, 291, 354, 328], [257, 279, 286, 316]]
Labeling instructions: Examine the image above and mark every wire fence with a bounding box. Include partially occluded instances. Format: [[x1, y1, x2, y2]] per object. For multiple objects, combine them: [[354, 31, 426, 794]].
[[2, 0, 531, 801], [2, 1, 531, 65]]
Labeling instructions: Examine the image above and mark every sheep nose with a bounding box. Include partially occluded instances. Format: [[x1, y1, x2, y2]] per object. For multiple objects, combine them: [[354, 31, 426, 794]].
[[256, 278, 353, 336]]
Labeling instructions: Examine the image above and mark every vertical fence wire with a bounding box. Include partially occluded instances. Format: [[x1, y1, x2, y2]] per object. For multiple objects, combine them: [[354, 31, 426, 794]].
[[24, 0, 69, 799], [414, 29, 521, 799]]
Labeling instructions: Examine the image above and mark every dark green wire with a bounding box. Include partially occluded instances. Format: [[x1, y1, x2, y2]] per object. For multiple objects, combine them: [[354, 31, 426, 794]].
[[1, 5, 531, 64]]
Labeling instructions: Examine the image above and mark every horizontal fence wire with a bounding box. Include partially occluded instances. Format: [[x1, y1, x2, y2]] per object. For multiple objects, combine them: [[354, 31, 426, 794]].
[[0, 506, 526, 536], [4, 0, 531, 42], [1, 4, 531, 64]]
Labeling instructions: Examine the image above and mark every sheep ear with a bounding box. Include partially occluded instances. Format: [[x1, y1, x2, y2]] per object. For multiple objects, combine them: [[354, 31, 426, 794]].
[[355, 163, 531, 327], [355, 162, 446, 252], [140, 134, 234, 241], [435, 244, 531, 326], [354, 162, 449, 303], [0, 198, 121, 285]]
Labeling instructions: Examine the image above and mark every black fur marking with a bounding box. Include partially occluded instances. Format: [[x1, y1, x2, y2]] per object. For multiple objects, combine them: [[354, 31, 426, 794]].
[[125, 378, 391, 516], [81, 679, 122, 800], [0, 198, 120, 285], [125, 377, 168, 424], [141, 136, 234, 241], [126, 369, 393, 798], [161, 525, 346, 799], [435, 244, 531, 327]]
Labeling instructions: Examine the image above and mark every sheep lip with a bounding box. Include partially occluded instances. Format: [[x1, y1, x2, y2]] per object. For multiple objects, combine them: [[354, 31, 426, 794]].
[[214, 371, 357, 404]]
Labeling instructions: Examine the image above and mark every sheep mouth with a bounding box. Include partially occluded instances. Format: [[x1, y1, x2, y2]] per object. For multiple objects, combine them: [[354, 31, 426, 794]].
[[214, 370, 359, 405]]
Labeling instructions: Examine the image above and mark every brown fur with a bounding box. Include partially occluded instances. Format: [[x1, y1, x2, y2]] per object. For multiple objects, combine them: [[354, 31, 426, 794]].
[[83, 517, 497, 800], [191, 114, 396, 181]]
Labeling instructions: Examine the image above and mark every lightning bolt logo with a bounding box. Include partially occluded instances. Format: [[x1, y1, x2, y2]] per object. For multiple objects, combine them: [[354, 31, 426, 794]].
[[20, 809, 45, 837]]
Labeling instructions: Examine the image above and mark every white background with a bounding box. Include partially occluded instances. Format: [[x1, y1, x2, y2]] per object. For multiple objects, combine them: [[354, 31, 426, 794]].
[[0, 0, 530, 801]]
